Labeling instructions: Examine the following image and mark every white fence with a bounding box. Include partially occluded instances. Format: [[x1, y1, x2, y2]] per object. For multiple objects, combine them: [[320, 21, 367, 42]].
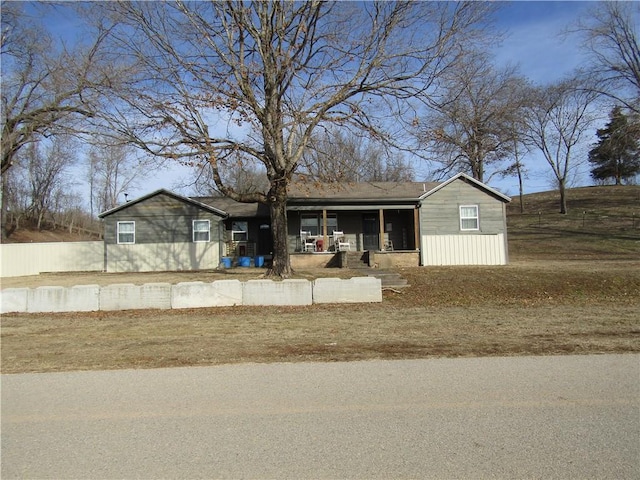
[[0, 277, 382, 313], [420, 234, 507, 266], [0, 242, 104, 278]]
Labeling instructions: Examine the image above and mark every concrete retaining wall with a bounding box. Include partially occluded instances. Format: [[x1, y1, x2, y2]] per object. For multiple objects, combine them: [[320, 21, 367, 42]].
[[0, 277, 382, 313], [243, 279, 313, 306], [172, 280, 243, 308], [100, 283, 172, 311], [313, 277, 382, 304], [28, 285, 100, 313]]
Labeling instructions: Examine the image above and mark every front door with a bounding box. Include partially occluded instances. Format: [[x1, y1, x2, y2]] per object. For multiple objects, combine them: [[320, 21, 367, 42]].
[[257, 224, 272, 255], [362, 214, 379, 251]]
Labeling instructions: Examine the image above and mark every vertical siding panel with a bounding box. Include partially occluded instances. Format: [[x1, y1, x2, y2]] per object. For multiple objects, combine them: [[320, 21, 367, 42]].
[[1, 242, 104, 277], [420, 234, 506, 266]]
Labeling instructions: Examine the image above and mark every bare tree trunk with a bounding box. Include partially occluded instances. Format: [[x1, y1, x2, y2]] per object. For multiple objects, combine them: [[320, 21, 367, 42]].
[[0, 173, 8, 240], [268, 182, 292, 278], [559, 179, 568, 214], [517, 167, 524, 213]]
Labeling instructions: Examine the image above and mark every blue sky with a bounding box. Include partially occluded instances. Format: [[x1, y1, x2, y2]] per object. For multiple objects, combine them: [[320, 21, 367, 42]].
[[21, 1, 621, 201], [145, 1, 603, 199], [493, 1, 591, 84]]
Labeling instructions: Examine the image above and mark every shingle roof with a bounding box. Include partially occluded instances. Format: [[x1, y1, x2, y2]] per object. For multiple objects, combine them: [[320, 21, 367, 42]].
[[287, 181, 440, 201], [98, 189, 227, 218], [194, 196, 270, 217]]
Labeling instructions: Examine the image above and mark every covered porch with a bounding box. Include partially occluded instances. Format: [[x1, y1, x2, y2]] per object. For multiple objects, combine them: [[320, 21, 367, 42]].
[[288, 207, 420, 254]]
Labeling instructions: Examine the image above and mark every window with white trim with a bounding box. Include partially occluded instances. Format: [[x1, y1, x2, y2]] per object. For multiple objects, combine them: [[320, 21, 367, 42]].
[[231, 221, 248, 241], [117, 221, 135, 244], [193, 219, 211, 242], [459, 205, 479, 231]]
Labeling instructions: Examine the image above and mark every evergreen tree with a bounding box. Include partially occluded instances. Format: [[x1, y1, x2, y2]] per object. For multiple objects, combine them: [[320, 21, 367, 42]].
[[588, 107, 640, 185]]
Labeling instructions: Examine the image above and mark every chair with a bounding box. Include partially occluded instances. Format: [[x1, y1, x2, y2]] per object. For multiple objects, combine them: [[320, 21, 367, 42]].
[[301, 230, 315, 252], [332, 231, 351, 251]]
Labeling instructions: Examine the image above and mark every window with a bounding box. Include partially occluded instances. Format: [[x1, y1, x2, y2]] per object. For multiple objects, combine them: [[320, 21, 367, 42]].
[[301, 213, 337, 236], [193, 219, 210, 242], [117, 221, 135, 244], [300, 214, 319, 236], [460, 205, 479, 231], [231, 221, 248, 241]]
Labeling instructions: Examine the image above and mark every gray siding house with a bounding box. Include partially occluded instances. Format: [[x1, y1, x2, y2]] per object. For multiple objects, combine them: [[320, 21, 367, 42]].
[[99, 190, 227, 272], [99, 173, 510, 271]]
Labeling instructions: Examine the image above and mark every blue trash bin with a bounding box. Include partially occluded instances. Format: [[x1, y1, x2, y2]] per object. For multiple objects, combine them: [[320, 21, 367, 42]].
[[255, 256, 264, 268], [238, 256, 251, 267], [221, 257, 232, 268]]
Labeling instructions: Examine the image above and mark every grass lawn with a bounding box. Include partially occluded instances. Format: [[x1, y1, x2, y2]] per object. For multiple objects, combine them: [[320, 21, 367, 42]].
[[1, 186, 639, 373]]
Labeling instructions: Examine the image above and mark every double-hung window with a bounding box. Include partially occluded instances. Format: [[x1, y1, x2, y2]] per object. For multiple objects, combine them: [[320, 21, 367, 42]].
[[459, 205, 479, 231], [193, 219, 211, 242], [117, 221, 135, 244]]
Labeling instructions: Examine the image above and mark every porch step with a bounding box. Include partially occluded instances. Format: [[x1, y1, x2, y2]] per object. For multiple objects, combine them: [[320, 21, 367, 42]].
[[345, 251, 369, 269], [342, 253, 408, 288]]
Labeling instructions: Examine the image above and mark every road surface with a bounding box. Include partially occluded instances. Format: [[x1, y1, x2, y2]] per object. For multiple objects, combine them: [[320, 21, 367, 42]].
[[2, 355, 639, 479]]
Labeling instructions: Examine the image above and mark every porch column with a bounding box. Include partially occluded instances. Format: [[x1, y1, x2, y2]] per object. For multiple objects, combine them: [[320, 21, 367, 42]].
[[379, 209, 385, 251], [322, 209, 328, 252], [414, 207, 420, 250]]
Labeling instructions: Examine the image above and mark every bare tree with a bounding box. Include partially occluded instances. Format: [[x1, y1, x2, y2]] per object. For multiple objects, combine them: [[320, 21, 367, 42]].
[[0, 3, 113, 175], [300, 129, 414, 183], [88, 136, 155, 216], [18, 136, 79, 230], [190, 160, 270, 197], [574, 1, 640, 112], [523, 76, 600, 214], [416, 52, 529, 183], [93, 1, 493, 277], [0, 2, 115, 237]]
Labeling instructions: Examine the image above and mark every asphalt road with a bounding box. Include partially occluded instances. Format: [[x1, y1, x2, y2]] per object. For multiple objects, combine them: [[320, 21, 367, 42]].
[[2, 355, 639, 479]]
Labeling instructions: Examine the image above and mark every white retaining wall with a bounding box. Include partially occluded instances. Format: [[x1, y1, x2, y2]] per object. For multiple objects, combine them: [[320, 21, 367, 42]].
[[171, 281, 243, 309], [313, 277, 382, 303], [0, 277, 382, 313]]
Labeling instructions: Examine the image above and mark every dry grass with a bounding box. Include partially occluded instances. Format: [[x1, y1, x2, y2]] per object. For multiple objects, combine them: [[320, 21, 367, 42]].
[[508, 185, 640, 260], [2, 186, 639, 374], [2, 260, 638, 374]]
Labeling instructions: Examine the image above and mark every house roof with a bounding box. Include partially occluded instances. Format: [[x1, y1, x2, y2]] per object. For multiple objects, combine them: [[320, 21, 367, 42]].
[[99, 173, 509, 220], [98, 189, 228, 218], [194, 196, 271, 218], [287, 181, 440, 203]]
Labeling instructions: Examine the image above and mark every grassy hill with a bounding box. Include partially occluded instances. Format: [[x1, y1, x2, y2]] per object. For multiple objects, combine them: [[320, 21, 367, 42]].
[[507, 185, 640, 260]]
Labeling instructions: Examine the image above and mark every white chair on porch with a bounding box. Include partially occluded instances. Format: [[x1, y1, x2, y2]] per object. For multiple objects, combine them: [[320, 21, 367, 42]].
[[333, 231, 351, 251], [300, 230, 315, 252]]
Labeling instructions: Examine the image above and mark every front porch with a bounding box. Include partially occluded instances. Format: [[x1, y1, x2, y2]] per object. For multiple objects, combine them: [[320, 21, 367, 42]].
[[288, 208, 420, 254], [290, 249, 420, 269]]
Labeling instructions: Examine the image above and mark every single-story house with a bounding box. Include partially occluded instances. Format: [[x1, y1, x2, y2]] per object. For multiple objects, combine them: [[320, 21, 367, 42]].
[[99, 172, 510, 272]]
